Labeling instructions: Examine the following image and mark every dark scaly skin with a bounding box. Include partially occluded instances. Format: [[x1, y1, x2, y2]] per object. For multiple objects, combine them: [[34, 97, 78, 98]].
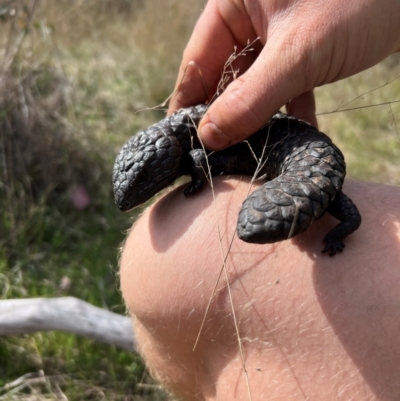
[[112, 104, 361, 255]]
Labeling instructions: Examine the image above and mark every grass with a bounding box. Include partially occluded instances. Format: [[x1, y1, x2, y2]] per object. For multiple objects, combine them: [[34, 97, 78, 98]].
[[0, 0, 204, 399], [0, 0, 399, 400], [315, 59, 400, 185]]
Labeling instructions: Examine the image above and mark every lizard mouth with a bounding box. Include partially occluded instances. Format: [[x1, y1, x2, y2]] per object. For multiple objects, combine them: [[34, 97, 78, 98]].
[[121, 172, 179, 211]]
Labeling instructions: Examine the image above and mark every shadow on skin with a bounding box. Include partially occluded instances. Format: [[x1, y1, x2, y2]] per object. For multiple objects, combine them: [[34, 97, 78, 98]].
[[288, 180, 400, 399], [311, 181, 400, 400], [149, 177, 250, 252]]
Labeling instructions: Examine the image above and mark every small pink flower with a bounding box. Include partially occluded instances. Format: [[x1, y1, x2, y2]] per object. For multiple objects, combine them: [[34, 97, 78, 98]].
[[69, 184, 91, 210]]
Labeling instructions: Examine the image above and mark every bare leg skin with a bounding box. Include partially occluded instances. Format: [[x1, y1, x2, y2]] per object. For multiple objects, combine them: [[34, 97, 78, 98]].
[[120, 178, 400, 401]]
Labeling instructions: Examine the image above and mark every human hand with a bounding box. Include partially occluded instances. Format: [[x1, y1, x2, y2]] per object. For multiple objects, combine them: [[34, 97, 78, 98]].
[[168, 0, 400, 150]]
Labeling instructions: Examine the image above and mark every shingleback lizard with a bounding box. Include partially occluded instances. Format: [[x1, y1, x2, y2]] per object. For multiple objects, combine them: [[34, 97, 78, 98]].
[[112, 104, 361, 255]]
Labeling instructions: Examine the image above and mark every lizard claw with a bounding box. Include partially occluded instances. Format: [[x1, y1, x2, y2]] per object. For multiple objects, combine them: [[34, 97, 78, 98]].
[[321, 240, 345, 256], [184, 180, 203, 197]]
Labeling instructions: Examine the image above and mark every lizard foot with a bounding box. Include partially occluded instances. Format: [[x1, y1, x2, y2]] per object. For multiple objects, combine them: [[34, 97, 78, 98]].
[[184, 180, 203, 197], [321, 240, 345, 256]]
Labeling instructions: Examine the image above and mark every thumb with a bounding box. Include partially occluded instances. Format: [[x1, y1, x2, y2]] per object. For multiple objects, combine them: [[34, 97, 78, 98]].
[[198, 40, 314, 150]]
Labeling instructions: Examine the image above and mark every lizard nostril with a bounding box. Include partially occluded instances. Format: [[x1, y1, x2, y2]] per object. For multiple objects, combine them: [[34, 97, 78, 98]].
[[137, 173, 147, 185], [122, 200, 131, 210]]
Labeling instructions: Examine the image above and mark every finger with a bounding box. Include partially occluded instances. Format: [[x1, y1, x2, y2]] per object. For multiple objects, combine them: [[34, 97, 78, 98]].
[[168, 0, 257, 114], [286, 89, 318, 128], [198, 34, 315, 150]]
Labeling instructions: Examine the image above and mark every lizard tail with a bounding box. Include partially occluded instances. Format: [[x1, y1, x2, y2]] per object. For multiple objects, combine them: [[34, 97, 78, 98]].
[[236, 173, 337, 243]]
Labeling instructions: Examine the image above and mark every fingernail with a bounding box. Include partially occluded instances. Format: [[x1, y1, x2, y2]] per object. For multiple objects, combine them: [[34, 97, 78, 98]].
[[199, 121, 232, 150]]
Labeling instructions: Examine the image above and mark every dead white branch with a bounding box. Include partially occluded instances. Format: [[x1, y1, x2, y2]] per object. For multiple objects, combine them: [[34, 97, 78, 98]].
[[0, 297, 136, 352]]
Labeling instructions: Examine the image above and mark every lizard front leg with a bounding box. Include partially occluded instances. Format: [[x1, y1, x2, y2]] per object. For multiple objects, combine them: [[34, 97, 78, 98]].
[[184, 149, 209, 196]]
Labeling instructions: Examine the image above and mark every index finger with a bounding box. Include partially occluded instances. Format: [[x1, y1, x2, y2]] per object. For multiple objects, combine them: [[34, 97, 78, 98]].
[[168, 0, 257, 114]]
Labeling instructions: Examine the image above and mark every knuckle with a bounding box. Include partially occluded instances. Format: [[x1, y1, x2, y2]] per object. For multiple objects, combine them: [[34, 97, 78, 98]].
[[219, 78, 264, 138]]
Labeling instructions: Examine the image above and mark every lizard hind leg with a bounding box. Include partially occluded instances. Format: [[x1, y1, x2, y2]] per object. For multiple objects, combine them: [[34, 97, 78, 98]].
[[322, 191, 362, 256]]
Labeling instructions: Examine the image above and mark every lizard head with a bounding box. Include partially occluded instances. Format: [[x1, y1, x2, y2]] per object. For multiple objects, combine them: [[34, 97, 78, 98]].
[[112, 128, 182, 211]]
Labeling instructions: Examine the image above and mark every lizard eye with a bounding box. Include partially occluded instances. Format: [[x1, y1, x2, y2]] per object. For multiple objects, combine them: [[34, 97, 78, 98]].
[[137, 173, 147, 185]]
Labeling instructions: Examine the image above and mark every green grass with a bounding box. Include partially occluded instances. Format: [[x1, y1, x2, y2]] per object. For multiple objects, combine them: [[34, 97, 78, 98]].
[[0, 0, 204, 399], [315, 60, 400, 185], [0, 179, 148, 399], [0, 0, 399, 400]]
